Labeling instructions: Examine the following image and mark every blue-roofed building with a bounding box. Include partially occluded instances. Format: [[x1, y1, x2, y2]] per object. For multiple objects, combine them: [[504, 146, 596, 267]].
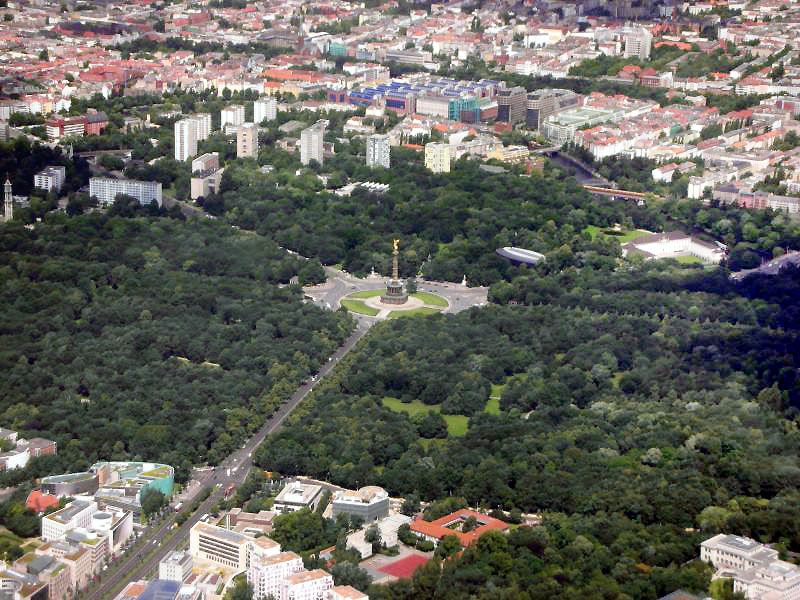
[[138, 579, 181, 600]]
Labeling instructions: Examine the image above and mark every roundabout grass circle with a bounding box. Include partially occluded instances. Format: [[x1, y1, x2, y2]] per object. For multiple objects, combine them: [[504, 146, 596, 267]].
[[341, 288, 449, 318]]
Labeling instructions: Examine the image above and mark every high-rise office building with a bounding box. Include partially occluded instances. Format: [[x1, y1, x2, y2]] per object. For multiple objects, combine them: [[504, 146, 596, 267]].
[[174, 119, 198, 162], [237, 122, 259, 159], [496, 86, 527, 125], [525, 89, 580, 130], [624, 27, 653, 60], [220, 105, 246, 130], [254, 98, 277, 124], [300, 121, 325, 166], [424, 142, 451, 173], [366, 134, 391, 168]]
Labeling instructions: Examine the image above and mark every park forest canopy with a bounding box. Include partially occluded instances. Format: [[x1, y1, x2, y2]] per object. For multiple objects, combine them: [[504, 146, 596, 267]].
[[256, 263, 800, 600], [0, 209, 351, 485]]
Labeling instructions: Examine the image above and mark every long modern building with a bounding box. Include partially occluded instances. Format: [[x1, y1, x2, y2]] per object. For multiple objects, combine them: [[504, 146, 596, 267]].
[[366, 134, 390, 168], [189, 522, 279, 571], [89, 177, 162, 207]]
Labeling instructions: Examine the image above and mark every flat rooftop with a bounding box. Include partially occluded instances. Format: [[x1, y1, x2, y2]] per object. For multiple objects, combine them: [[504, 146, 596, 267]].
[[275, 483, 322, 505]]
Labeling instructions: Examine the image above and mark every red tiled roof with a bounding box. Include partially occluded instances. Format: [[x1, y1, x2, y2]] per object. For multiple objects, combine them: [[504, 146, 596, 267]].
[[26, 490, 59, 513], [410, 509, 509, 546]]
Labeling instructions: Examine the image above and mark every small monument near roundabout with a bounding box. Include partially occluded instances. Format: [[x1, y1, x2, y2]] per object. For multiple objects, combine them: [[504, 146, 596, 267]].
[[381, 238, 409, 305]]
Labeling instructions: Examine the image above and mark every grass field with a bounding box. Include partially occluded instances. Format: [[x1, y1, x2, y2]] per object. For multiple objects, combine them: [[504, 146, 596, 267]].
[[673, 255, 705, 264], [412, 291, 449, 307], [348, 289, 383, 299], [388, 307, 441, 319], [340, 299, 379, 316], [584, 225, 651, 243], [382, 397, 469, 436], [485, 383, 505, 415]]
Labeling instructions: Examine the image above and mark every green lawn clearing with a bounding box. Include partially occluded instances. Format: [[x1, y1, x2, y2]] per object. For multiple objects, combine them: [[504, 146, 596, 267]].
[[382, 397, 468, 436], [412, 291, 449, 307], [388, 307, 441, 319], [485, 383, 505, 415], [348, 289, 384, 299], [340, 299, 379, 316], [584, 225, 651, 243], [673, 255, 705, 264]]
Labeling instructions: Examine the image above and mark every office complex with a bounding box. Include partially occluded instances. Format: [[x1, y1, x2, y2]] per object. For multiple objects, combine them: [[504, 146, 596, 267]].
[[33, 166, 66, 193], [41, 500, 97, 542], [189, 522, 279, 571], [220, 105, 245, 130], [254, 98, 278, 124], [496, 86, 527, 125], [300, 121, 325, 166], [366, 134, 390, 168], [237, 122, 259, 158], [174, 118, 198, 162], [89, 178, 163, 207], [424, 142, 451, 173]]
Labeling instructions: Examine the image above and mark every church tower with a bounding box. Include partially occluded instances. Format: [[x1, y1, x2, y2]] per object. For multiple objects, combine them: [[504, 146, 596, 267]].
[[3, 175, 11, 223]]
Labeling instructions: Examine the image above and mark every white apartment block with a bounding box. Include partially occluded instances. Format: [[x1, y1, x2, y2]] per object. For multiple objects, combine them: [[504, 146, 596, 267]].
[[328, 586, 369, 600], [221, 105, 246, 130], [366, 134, 390, 169], [248, 551, 304, 600], [623, 28, 652, 60], [254, 98, 278, 124], [89, 178, 162, 207], [189, 522, 279, 571], [282, 569, 333, 600], [701, 534, 800, 600], [424, 142, 451, 173], [191, 113, 212, 141], [175, 119, 198, 162], [41, 500, 98, 542], [237, 122, 259, 159], [300, 122, 326, 166], [34, 166, 66, 193], [159, 550, 193, 583]]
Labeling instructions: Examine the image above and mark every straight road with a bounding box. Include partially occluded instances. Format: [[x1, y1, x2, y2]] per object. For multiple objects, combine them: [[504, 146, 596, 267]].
[[83, 321, 373, 600]]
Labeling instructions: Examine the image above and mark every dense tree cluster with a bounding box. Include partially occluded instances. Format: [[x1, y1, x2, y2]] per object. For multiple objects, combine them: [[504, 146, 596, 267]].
[[0, 212, 351, 480], [216, 154, 637, 284]]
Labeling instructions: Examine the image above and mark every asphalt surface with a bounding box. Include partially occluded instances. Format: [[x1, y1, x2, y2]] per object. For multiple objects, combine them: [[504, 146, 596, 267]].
[[83, 322, 373, 600]]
